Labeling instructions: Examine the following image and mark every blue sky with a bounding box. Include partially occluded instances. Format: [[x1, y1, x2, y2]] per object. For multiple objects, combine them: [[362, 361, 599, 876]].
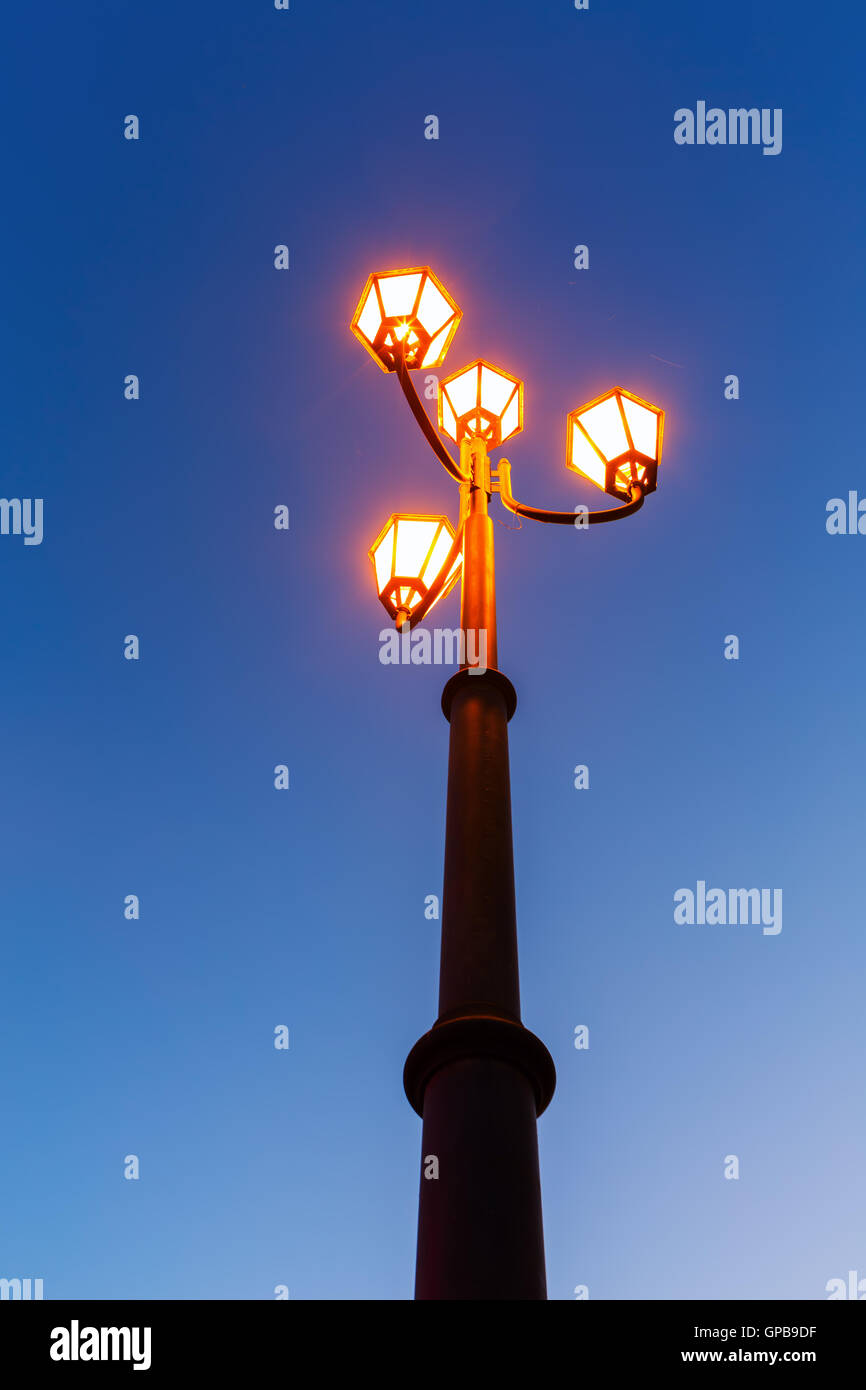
[[2, 0, 864, 1299]]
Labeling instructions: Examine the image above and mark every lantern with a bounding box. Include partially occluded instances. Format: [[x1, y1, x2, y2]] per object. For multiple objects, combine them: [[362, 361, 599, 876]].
[[566, 387, 664, 501], [368, 513, 462, 623], [438, 360, 523, 448], [351, 267, 462, 374]]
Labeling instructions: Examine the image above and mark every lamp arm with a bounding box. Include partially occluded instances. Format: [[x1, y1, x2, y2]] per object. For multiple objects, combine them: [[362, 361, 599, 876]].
[[404, 519, 466, 630], [496, 459, 645, 525], [394, 347, 466, 484]]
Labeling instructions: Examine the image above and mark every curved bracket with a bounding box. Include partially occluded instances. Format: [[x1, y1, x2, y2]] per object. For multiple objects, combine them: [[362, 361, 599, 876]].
[[496, 459, 645, 525], [394, 346, 466, 484]]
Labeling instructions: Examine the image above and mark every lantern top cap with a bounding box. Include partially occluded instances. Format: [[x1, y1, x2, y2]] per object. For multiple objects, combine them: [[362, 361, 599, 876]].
[[570, 384, 663, 418], [439, 357, 523, 389]]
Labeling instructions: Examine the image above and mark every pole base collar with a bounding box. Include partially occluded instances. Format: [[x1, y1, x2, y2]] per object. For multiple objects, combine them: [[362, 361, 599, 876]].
[[441, 668, 517, 722], [404, 1014, 556, 1118]]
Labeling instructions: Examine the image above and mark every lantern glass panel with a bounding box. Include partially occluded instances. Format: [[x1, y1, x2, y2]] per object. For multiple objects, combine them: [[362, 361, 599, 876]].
[[621, 395, 659, 459], [393, 518, 438, 584], [500, 394, 520, 442], [379, 272, 422, 319], [356, 292, 381, 345], [416, 277, 452, 334], [372, 520, 396, 594], [569, 422, 607, 489], [422, 322, 452, 366], [577, 396, 629, 462], [445, 367, 478, 419], [480, 364, 515, 416], [440, 393, 458, 439]]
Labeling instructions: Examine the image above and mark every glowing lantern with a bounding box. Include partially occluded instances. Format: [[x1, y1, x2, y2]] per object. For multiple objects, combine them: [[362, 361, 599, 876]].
[[566, 387, 664, 501], [351, 267, 462, 374], [368, 514, 462, 623], [438, 360, 523, 448]]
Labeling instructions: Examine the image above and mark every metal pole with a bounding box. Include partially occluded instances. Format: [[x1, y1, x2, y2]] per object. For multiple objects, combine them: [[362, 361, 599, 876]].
[[404, 437, 556, 1300]]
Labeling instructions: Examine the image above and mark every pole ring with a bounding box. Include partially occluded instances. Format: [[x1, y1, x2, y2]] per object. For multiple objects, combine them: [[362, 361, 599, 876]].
[[441, 667, 517, 722], [404, 1015, 556, 1118]]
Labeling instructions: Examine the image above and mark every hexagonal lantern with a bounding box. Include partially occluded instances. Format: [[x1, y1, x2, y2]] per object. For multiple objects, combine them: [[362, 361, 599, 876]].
[[437, 360, 523, 448], [368, 513, 462, 624], [566, 387, 664, 501], [350, 267, 462, 374]]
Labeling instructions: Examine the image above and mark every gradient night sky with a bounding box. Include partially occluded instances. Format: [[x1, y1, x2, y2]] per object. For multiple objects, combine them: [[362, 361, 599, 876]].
[[2, 0, 864, 1299]]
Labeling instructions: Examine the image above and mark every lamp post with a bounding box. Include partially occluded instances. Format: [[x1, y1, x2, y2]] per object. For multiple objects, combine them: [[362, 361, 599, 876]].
[[354, 267, 665, 1300]]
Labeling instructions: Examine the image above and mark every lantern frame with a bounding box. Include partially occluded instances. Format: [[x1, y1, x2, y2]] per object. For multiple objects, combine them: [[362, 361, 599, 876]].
[[438, 359, 524, 449], [351, 267, 462, 375], [368, 512, 463, 623], [566, 386, 664, 502]]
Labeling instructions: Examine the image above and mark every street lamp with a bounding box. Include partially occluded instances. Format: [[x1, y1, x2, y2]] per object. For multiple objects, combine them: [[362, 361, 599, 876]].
[[352, 266, 665, 1300]]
